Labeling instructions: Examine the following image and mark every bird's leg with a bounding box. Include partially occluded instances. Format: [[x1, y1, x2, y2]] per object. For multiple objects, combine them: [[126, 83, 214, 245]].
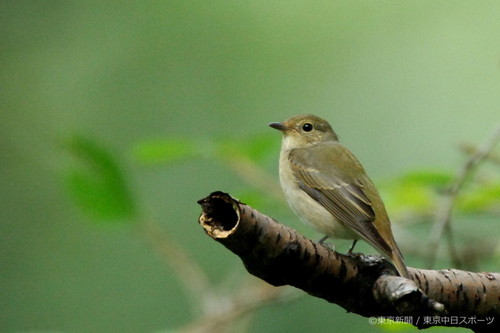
[[317, 235, 335, 250], [318, 235, 329, 244], [347, 240, 358, 254]]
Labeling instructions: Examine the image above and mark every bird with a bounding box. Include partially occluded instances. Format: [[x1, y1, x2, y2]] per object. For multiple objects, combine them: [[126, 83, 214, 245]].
[[269, 114, 409, 278]]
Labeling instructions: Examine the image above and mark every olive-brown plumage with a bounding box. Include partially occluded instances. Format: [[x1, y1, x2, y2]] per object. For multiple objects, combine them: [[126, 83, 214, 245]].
[[270, 114, 409, 278]]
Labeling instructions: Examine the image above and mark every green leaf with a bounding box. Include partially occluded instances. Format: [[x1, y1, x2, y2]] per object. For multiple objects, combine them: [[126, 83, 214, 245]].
[[131, 138, 198, 165], [216, 133, 278, 162], [238, 133, 279, 161], [458, 183, 500, 213], [380, 170, 454, 216], [398, 170, 453, 188], [65, 135, 137, 222], [383, 182, 436, 216]]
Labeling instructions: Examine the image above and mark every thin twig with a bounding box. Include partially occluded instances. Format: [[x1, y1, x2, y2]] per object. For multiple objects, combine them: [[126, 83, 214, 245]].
[[221, 152, 284, 202], [137, 218, 213, 312], [427, 124, 500, 268], [177, 283, 300, 333], [460, 142, 500, 166]]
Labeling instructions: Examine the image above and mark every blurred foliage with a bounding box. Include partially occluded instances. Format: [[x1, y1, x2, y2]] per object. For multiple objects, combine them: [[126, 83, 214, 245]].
[[216, 133, 280, 162], [379, 320, 414, 332], [131, 133, 279, 166], [458, 182, 500, 214], [382, 170, 453, 217], [132, 138, 199, 165], [383, 169, 500, 219], [65, 132, 282, 225], [64, 135, 137, 222]]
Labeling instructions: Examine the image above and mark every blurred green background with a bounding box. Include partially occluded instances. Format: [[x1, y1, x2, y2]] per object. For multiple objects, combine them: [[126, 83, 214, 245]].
[[1, 1, 499, 332]]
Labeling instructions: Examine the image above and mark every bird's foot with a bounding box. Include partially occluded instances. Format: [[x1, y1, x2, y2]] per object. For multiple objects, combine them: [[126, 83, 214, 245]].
[[318, 235, 329, 244], [347, 251, 364, 260], [317, 236, 335, 251], [347, 240, 358, 255]]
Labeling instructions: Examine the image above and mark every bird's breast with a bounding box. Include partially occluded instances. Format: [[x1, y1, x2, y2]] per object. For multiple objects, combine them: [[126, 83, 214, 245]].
[[278, 150, 358, 240]]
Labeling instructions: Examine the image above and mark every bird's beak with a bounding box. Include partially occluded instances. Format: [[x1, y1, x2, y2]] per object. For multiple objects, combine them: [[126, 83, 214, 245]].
[[269, 122, 289, 132]]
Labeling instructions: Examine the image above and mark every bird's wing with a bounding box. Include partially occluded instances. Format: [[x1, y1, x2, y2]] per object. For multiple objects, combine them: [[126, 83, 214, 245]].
[[288, 143, 392, 253]]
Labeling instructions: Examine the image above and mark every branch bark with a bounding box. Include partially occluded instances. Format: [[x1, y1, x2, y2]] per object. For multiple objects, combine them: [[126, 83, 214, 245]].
[[197, 191, 500, 332]]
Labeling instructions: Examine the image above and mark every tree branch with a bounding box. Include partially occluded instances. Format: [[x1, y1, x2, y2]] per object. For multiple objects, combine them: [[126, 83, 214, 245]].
[[428, 124, 500, 268], [198, 191, 500, 331]]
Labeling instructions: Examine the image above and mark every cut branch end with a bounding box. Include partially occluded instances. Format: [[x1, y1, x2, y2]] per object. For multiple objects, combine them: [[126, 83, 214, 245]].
[[198, 191, 240, 238]]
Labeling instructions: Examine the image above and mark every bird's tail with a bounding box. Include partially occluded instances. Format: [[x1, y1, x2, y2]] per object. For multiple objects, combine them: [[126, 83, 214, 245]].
[[390, 246, 409, 279]]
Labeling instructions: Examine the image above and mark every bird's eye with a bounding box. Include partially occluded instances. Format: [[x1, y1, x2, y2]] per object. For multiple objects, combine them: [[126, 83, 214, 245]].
[[302, 123, 313, 132]]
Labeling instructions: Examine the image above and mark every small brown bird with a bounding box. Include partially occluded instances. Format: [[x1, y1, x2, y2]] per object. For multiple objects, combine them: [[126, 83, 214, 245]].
[[269, 114, 409, 278]]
